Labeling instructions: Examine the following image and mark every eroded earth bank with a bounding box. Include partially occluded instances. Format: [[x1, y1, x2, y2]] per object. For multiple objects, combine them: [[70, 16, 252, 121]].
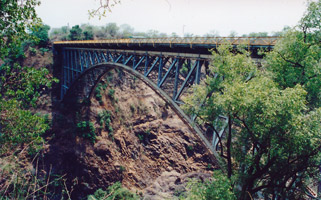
[[46, 69, 217, 199]]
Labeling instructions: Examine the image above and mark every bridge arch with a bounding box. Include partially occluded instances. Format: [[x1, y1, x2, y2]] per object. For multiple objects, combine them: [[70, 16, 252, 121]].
[[62, 62, 220, 164], [54, 38, 276, 167]]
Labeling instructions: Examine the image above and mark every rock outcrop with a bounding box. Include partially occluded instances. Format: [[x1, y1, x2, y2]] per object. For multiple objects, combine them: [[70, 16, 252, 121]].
[[47, 70, 217, 199]]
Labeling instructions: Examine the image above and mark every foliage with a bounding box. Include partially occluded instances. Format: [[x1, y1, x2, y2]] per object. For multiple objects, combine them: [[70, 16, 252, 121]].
[[29, 46, 37, 56], [184, 171, 236, 200], [39, 47, 50, 55], [0, 100, 49, 153], [95, 83, 103, 104], [183, 42, 321, 199], [30, 23, 51, 47], [242, 32, 268, 37], [50, 22, 171, 40], [50, 26, 69, 41], [68, 25, 83, 41], [0, 64, 58, 108], [108, 88, 115, 99], [0, 0, 41, 60], [136, 129, 152, 143], [265, 0, 321, 108], [76, 121, 96, 143], [87, 182, 139, 200], [83, 24, 94, 40], [98, 110, 113, 135]]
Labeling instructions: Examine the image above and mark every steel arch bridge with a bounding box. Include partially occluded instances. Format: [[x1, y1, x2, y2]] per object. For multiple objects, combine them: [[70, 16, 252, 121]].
[[53, 37, 278, 161]]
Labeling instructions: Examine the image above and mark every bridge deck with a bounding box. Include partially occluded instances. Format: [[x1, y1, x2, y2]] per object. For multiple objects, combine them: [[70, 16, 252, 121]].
[[53, 37, 278, 50]]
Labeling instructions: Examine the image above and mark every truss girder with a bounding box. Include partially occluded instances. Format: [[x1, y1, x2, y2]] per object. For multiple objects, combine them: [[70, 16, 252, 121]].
[[59, 47, 228, 152]]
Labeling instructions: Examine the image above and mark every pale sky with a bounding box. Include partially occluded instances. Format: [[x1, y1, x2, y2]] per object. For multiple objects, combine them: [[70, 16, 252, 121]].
[[36, 0, 308, 36]]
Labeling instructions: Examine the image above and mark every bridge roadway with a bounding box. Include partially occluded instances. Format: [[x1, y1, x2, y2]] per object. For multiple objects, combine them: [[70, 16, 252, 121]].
[[54, 36, 278, 56], [53, 37, 277, 164]]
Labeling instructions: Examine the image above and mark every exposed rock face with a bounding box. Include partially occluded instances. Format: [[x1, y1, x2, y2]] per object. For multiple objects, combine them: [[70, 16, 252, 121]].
[[143, 171, 212, 200], [47, 70, 217, 199]]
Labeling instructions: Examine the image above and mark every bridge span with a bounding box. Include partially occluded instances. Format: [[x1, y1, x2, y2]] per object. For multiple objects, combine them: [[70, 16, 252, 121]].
[[53, 37, 278, 162]]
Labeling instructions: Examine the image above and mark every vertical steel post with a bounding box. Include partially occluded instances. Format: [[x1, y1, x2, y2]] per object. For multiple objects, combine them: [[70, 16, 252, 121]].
[[61, 48, 66, 100], [196, 59, 201, 84], [70, 50, 74, 83], [157, 57, 163, 85], [80, 51, 84, 72], [173, 58, 181, 99], [74, 50, 79, 78], [132, 55, 136, 69], [144, 54, 149, 75], [66, 50, 71, 86], [105, 50, 110, 62], [122, 52, 126, 64], [85, 51, 90, 69]]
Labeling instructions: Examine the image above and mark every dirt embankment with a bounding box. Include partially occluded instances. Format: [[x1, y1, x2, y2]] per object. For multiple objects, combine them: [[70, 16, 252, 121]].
[[46, 70, 217, 199]]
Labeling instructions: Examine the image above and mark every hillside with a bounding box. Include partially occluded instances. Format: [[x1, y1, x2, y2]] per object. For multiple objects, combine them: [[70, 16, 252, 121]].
[[45, 69, 217, 199]]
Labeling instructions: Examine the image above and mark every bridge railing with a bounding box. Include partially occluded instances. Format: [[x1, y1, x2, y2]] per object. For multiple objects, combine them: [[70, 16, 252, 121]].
[[53, 36, 279, 46]]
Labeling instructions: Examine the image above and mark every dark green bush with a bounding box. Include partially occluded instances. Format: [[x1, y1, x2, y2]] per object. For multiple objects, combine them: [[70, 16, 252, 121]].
[[98, 110, 113, 139], [76, 121, 96, 143], [108, 88, 115, 100], [30, 24, 50, 47]]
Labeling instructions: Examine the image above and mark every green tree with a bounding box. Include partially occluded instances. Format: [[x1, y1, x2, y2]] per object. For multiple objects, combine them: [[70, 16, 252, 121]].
[[0, 0, 57, 154], [183, 43, 321, 199], [265, 0, 321, 108], [106, 23, 120, 38], [119, 24, 134, 38], [69, 25, 83, 40], [84, 30, 94, 40], [31, 23, 51, 47], [0, 0, 41, 59]]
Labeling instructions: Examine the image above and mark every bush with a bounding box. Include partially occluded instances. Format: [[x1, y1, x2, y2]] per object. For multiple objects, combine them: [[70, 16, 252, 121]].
[[98, 111, 113, 131], [76, 121, 96, 143], [39, 47, 49, 55], [68, 25, 83, 41], [108, 88, 115, 100], [29, 46, 37, 56], [95, 83, 103, 104], [0, 100, 49, 153], [30, 24, 50, 47], [87, 182, 139, 200], [184, 171, 236, 200]]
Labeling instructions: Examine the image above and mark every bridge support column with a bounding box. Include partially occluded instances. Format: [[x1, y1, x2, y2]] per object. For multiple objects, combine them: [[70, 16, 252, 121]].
[[173, 58, 182, 100]]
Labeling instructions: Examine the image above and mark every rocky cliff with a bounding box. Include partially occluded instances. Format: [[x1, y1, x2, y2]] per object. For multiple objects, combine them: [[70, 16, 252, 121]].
[[46, 69, 217, 199]]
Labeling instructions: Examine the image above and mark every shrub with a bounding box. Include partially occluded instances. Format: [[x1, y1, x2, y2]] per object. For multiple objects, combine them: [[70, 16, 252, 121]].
[[76, 121, 96, 143], [94, 83, 103, 104], [184, 171, 236, 200], [87, 182, 139, 200], [29, 46, 37, 56], [39, 47, 49, 55], [119, 165, 126, 173], [30, 24, 50, 47], [98, 110, 113, 139], [108, 88, 115, 100], [0, 100, 49, 153], [136, 129, 151, 143]]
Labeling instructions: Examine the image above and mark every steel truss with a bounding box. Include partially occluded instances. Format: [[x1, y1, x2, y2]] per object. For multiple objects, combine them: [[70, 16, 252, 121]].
[[59, 47, 226, 152]]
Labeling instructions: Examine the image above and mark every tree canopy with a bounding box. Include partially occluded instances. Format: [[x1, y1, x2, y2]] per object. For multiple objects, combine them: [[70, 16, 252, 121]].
[[183, 0, 321, 199]]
